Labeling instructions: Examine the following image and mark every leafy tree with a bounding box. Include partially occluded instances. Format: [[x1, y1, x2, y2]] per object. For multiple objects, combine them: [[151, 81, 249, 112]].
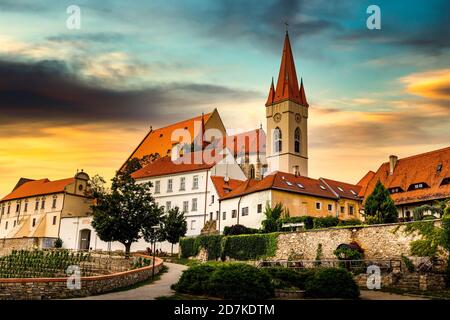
[[413, 198, 450, 220], [261, 203, 284, 233], [159, 207, 187, 255], [364, 180, 398, 224], [91, 161, 161, 257]]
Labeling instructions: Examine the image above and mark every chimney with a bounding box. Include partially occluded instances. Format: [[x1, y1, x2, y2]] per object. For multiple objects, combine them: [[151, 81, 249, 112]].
[[389, 155, 398, 175]]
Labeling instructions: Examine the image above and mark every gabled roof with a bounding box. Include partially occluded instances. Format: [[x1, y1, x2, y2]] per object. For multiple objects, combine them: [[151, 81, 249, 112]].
[[207, 129, 266, 155], [359, 146, 450, 205], [122, 112, 213, 169], [320, 178, 362, 200], [220, 171, 340, 200], [1, 178, 75, 202], [356, 170, 375, 197], [210, 176, 246, 199], [131, 151, 219, 180]]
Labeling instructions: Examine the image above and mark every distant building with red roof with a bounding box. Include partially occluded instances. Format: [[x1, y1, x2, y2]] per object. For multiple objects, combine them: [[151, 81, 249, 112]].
[[0, 171, 92, 248], [357, 147, 450, 219]]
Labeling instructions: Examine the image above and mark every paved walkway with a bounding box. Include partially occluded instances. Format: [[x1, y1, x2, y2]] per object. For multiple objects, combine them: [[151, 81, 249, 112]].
[[73, 262, 187, 300], [360, 290, 429, 300]]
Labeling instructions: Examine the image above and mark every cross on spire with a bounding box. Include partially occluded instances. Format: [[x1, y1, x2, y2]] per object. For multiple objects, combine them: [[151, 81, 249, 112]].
[[284, 21, 289, 34]]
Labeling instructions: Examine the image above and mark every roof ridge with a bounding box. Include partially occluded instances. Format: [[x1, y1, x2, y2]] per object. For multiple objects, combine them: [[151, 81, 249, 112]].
[[150, 112, 213, 133], [384, 146, 450, 164]]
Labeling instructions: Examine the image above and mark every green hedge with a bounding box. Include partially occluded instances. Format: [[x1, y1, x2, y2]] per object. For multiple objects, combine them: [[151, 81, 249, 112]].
[[179, 233, 278, 261], [221, 233, 278, 260], [313, 216, 340, 229], [304, 268, 360, 299], [197, 235, 223, 260], [179, 237, 198, 258], [173, 262, 274, 299]]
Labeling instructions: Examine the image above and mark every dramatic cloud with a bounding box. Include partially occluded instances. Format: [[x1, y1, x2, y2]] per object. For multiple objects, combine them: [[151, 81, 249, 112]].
[[401, 69, 450, 102], [0, 59, 260, 127]]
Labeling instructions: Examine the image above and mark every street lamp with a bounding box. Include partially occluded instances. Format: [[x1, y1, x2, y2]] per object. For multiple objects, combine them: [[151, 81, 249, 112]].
[[151, 225, 160, 279]]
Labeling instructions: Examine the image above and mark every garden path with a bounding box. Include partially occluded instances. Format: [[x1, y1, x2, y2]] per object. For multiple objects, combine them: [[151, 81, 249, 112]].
[[73, 262, 187, 300]]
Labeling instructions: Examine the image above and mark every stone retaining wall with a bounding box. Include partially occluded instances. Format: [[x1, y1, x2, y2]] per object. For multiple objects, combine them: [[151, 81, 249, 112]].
[[0, 255, 163, 300], [273, 221, 441, 260], [354, 272, 446, 291], [0, 238, 39, 256]]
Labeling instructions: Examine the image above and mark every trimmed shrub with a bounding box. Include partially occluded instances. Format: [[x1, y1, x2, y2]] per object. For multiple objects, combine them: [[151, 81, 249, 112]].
[[313, 216, 340, 229], [266, 267, 316, 290], [280, 216, 314, 229], [172, 264, 216, 294], [337, 219, 362, 227], [305, 268, 360, 299], [223, 224, 259, 236], [196, 235, 223, 260], [179, 237, 198, 258], [221, 233, 278, 260], [208, 263, 274, 299]]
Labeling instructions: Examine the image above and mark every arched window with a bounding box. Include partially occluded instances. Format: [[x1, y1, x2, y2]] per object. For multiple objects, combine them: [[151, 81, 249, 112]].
[[249, 164, 255, 179], [294, 127, 301, 153], [274, 127, 282, 153]]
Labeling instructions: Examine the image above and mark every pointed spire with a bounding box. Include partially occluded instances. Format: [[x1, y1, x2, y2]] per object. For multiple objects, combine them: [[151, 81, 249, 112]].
[[299, 78, 309, 107], [273, 31, 302, 105], [265, 77, 275, 106]]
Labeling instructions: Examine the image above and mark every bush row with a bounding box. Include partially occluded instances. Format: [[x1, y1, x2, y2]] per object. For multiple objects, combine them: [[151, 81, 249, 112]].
[[179, 233, 278, 261], [173, 263, 360, 299], [280, 216, 362, 229]]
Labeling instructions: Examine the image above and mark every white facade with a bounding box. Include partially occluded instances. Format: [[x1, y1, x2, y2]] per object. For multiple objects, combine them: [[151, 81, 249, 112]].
[[59, 158, 246, 254], [218, 190, 271, 232]]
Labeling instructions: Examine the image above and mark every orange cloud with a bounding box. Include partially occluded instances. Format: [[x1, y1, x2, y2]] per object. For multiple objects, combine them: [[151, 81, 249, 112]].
[[401, 68, 450, 101]]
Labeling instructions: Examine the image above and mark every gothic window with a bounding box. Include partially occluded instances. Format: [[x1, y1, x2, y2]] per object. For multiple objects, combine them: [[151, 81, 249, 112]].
[[250, 164, 255, 179], [294, 127, 301, 153], [274, 127, 282, 153]]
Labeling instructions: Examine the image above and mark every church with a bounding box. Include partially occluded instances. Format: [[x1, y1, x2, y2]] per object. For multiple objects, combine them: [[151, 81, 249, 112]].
[[126, 30, 363, 240]]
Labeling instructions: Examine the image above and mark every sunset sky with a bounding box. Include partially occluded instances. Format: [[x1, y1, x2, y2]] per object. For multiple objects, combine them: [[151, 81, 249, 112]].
[[1, 0, 449, 197]]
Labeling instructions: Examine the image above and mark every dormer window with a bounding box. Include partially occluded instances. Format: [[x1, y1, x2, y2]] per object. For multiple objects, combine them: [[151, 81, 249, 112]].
[[440, 177, 450, 186], [407, 182, 429, 191], [389, 187, 403, 194], [350, 190, 357, 196], [437, 163, 442, 173], [337, 187, 344, 192], [297, 183, 304, 189], [319, 185, 326, 190], [285, 181, 293, 186]]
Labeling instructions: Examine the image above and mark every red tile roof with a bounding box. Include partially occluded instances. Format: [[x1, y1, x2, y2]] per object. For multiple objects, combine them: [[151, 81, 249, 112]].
[[210, 176, 246, 199], [320, 178, 362, 200], [1, 178, 75, 202], [358, 147, 450, 205], [131, 151, 219, 180], [123, 112, 212, 169], [207, 129, 266, 155], [220, 171, 340, 200]]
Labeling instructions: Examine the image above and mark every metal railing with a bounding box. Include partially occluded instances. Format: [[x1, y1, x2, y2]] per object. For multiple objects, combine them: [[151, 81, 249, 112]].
[[258, 259, 402, 273]]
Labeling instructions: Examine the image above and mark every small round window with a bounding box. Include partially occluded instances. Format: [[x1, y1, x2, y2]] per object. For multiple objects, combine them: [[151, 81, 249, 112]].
[[78, 184, 83, 191]]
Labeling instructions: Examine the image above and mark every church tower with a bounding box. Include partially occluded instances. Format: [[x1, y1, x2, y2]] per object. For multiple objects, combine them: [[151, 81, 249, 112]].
[[265, 30, 309, 176]]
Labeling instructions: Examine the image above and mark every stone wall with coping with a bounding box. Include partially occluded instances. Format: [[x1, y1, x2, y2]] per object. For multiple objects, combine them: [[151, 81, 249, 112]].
[[354, 272, 446, 292], [0, 237, 39, 256], [0, 256, 163, 300], [273, 221, 442, 260]]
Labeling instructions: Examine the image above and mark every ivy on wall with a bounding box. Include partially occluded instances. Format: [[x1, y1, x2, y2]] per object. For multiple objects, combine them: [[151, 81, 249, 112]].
[[179, 233, 278, 261]]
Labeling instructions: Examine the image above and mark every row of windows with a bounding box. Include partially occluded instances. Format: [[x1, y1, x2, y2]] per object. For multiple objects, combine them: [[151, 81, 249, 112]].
[[160, 198, 199, 213], [1, 198, 58, 215], [273, 127, 302, 153], [314, 202, 355, 215], [3, 215, 58, 230], [154, 175, 199, 194]]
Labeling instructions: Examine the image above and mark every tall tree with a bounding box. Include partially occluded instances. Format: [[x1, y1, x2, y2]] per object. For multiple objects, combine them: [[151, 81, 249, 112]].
[[160, 207, 187, 255], [364, 180, 398, 224], [91, 161, 161, 257]]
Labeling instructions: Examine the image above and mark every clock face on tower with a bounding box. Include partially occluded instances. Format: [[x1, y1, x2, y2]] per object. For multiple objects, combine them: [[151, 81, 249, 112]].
[[273, 113, 282, 123], [295, 113, 301, 123]]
